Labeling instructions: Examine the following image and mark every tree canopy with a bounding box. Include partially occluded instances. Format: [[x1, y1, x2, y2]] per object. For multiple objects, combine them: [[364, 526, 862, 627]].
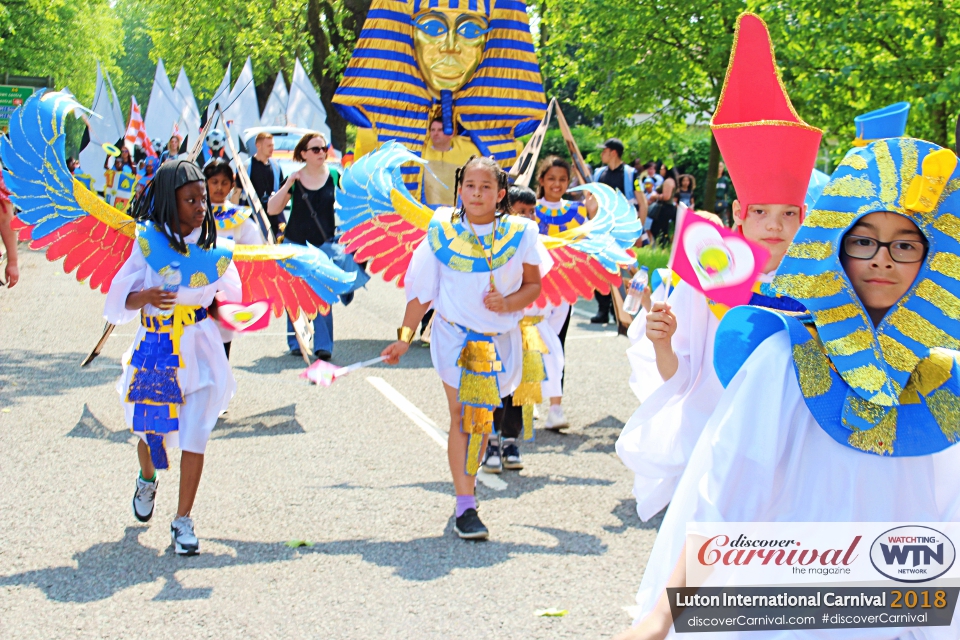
[[5, 0, 960, 185]]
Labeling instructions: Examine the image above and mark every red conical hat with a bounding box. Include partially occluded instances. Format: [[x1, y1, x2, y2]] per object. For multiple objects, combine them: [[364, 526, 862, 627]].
[[711, 13, 822, 211]]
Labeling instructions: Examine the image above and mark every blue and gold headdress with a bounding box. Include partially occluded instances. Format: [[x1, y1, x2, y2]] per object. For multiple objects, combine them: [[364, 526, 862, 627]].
[[333, 0, 546, 195], [715, 137, 960, 457]]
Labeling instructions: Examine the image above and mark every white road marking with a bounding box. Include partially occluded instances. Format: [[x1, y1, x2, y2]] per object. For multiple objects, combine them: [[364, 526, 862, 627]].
[[366, 376, 507, 491], [566, 332, 618, 339]]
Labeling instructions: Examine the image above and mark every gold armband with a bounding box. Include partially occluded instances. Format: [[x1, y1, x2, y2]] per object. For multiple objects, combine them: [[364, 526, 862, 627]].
[[397, 326, 416, 344]]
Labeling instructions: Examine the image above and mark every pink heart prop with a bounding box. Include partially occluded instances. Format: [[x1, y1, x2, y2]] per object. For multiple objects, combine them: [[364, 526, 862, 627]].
[[219, 300, 271, 333]]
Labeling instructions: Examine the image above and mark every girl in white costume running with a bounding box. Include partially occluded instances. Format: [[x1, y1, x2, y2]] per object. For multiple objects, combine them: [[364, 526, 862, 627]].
[[381, 156, 544, 540]]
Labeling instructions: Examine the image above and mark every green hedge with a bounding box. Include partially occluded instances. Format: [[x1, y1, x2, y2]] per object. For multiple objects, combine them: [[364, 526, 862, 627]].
[[632, 245, 671, 271]]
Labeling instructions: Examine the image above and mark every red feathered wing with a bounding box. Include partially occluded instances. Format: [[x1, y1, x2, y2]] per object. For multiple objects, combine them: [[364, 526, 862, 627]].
[[14, 214, 134, 293], [233, 258, 329, 320], [535, 245, 621, 308], [340, 214, 426, 288]]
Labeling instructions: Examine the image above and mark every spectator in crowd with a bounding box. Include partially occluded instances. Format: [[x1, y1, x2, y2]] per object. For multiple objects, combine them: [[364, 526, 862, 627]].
[[239, 132, 285, 241], [66, 157, 79, 174], [268, 132, 369, 360], [643, 161, 664, 189], [714, 160, 733, 226], [677, 174, 696, 208], [650, 165, 677, 243], [591, 138, 641, 323], [159, 135, 182, 164]]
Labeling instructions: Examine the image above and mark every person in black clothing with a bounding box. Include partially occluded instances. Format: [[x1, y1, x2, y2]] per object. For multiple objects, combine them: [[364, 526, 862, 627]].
[[650, 166, 678, 244], [239, 132, 285, 240], [267, 132, 369, 360]]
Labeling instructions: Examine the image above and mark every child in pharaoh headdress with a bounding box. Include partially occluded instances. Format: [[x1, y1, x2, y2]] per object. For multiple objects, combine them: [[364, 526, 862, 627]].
[[480, 185, 562, 473], [204, 158, 265, 359], [617, 13, 817, 524], [617, 137, 960, 640], [381, 157, 545, 540], [530, 156, 599, 430], [105, 159, 240, 556]]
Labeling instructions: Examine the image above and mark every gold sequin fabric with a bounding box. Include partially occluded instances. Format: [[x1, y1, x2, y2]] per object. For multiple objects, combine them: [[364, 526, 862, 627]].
[[792, 340, 833, 398], [847, 407, 897, 455], [786, 241, 834, 260], [928, 388, 960, 443], [774, 272, 844, 299], [774, 137, 960, 412], [821, 175, 876, 199]]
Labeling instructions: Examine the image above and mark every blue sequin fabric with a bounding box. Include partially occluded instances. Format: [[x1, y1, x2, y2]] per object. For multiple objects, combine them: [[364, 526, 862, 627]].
[[126, 306, 208, 469]]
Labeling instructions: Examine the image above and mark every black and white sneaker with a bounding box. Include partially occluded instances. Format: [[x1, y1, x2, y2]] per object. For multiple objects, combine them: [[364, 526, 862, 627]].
[[502, 439, 523, 470], [132, 474, 158, 522], [482, 435, 502, 473], [454, 508, 489, 540], [170, 515, 199, 556]]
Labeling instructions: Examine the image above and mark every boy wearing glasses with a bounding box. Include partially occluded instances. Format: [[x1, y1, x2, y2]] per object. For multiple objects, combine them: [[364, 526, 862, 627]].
[[617, 137, 960, 640]]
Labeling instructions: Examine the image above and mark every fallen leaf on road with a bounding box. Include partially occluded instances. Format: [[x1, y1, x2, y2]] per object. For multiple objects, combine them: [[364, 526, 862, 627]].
[[285, 540, 313, 548], [1, 408, 10, 413], [535, 608, 567, 617]]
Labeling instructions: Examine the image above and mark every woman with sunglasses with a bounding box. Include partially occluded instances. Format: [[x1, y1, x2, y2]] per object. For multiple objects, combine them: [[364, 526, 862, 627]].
[[268, 132, 369, 360]]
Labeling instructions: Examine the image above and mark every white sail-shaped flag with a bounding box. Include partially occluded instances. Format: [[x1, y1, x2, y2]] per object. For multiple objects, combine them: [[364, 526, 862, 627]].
[[207, 62, 231, 128], [144, 59, 183, 145], [223, 57, 260, 151], [174, 67, 201, 148], [286, 58, 331, 144], [79, 63, 126, 192], [105, 68, 126, 139], [260, 71, 288, 126]]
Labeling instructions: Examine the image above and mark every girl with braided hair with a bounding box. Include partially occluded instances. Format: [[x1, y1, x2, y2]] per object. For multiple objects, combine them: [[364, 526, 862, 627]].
[[381, 156, 547, 539], [105, 158, 241, 556]]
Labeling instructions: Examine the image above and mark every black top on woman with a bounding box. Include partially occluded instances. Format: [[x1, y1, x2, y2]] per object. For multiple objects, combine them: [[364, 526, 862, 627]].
[[283, 173, 337, 246]]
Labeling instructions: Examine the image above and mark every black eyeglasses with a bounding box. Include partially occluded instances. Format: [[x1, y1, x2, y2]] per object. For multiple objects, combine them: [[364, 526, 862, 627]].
[[304, 146, 326, 154], [842, 235, 928, 263]]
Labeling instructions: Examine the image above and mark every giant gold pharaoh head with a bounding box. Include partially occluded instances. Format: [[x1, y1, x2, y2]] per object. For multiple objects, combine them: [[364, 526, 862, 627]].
[[412, 1, 490, 98], [333, 0, 545, 199]]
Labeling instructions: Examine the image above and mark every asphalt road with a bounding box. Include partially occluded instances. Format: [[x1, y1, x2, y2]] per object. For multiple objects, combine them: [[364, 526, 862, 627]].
[[0, 246, 661, 639]]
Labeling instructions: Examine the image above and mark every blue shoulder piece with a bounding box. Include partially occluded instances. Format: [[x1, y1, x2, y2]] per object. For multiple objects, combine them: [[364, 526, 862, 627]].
[[715, 305, 960, 457]]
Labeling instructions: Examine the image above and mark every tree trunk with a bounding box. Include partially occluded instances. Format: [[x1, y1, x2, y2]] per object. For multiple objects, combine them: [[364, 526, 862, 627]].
[[306, 0, 371, 151], [703, 132, 720, 213]]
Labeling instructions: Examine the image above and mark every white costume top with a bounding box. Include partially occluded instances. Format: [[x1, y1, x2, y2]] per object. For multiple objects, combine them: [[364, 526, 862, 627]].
[[633, 331, 960, 639], [104, 226, 241, 454], [405, 214, 544, 392], [618, 273, 774, 521], [213, 205, 264, 343]]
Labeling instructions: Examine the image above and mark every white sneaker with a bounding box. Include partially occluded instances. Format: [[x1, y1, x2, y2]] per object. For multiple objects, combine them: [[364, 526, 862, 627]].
[[482, 435, 502, 473], [132, 474, 158, 523], [171, 515, 199, 556], [544, 405, 569, 430]]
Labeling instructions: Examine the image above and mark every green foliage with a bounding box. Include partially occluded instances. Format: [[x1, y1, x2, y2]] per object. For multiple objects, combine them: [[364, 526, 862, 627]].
[[143, 0, 309, 105], [135, 0, 369, 148], [632, 246, 671, 272], [0, 0, 121, 103], [761, 0, 960, 156], [541, 0, 746, 136], [529, 125, 603, 165], [112, 0, 159, 118]]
